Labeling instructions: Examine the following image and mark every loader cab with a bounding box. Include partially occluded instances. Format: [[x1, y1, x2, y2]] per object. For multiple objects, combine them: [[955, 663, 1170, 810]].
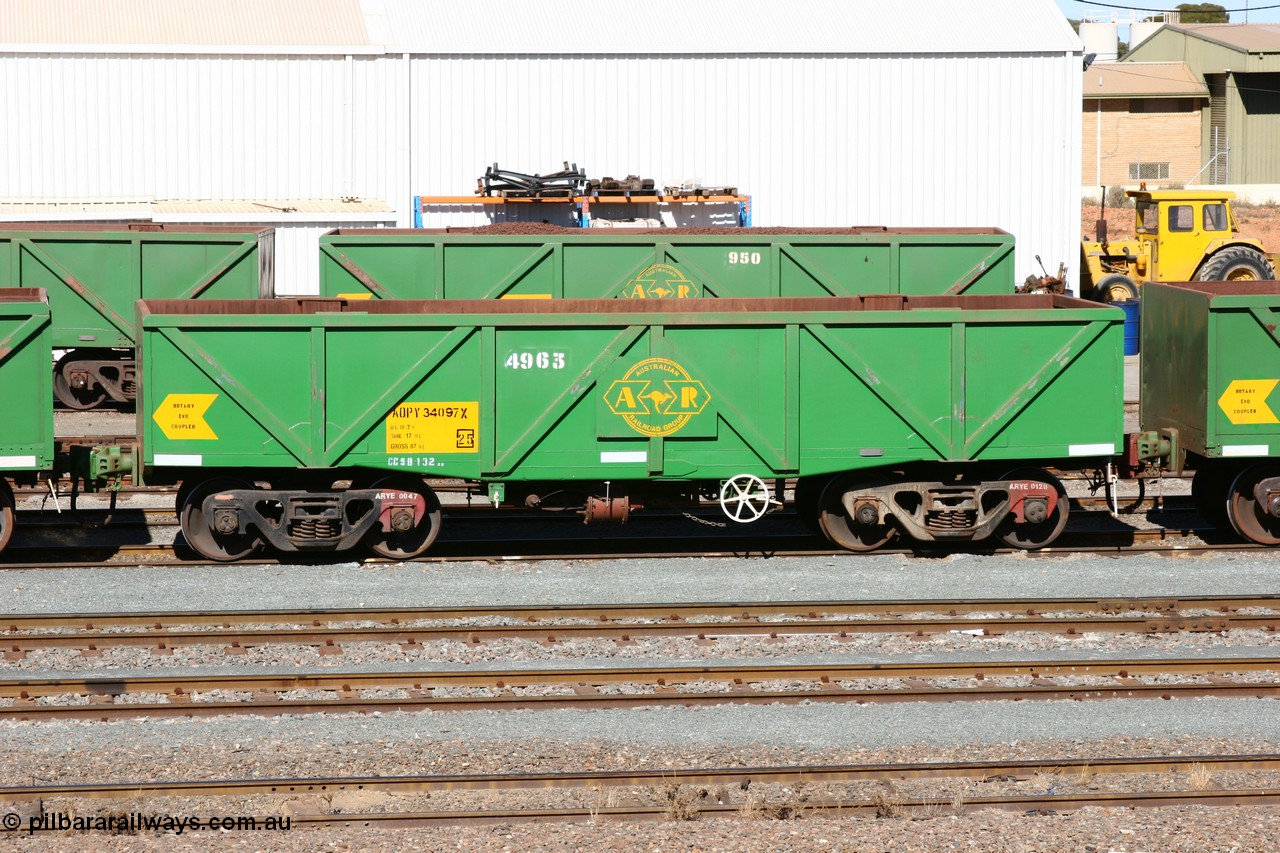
[[1129, 190, 1238, 282]]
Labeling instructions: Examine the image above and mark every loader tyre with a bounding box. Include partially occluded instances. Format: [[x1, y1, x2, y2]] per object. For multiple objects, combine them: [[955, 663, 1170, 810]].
[[1092, 273, 1137, 303], [1196, 246, 1274, 282]]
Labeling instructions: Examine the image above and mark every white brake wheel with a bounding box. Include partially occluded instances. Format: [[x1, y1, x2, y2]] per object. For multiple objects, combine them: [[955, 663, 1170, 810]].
[[719, 474, 772, 523]]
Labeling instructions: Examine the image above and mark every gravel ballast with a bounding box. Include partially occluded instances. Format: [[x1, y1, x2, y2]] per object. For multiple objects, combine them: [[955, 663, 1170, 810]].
[[3, 550, 1280, 850]]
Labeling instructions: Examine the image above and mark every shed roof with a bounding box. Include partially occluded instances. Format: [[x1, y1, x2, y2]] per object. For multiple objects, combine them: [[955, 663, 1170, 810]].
[[377, 0, 1079, 54], [0, 0, 370, 49], [1082, 61, 1208, 99], [1, 0, 1081, 56], [1173, 23, 1280, 54]]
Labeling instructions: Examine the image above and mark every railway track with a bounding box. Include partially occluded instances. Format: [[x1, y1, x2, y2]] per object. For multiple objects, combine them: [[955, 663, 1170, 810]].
[[5, 754, 1280, 827], [7, 654, 1280, 721], [3, 594, 1278, 653]]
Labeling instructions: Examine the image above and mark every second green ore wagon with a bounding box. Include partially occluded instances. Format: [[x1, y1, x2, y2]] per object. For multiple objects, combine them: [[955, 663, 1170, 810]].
[[1139, 281, 1280, 544], [319, 227, 1017, 300], [135, 293, 1122, 561], [0, 223, 274, 409]]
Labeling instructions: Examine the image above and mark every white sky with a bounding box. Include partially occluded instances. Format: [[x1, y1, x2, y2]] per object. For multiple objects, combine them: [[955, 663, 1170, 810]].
[[1054, 0, 1280, 26]]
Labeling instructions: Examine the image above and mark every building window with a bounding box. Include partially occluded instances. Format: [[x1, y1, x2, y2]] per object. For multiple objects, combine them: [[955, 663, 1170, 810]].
[[1129, 162, 1170, 180], [1131, 97, 1195, 113]]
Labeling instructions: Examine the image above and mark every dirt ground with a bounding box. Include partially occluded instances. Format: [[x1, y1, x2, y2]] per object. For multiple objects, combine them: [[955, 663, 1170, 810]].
[[1080, 201, 1280, 248]]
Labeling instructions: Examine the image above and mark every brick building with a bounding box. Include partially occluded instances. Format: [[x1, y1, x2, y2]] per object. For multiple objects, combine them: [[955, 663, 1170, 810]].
[[1082, 61, 1208, 189]]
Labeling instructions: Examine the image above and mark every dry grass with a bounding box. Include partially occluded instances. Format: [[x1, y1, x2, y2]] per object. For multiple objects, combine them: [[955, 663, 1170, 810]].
[[738, 782, 811, 820], [1186, 762, 1214, 791], [661, 783, 706, 821], [872, 781, 907, 819]]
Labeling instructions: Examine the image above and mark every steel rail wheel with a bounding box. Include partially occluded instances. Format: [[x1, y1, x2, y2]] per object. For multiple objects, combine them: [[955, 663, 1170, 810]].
[[52, 353, 107, 410], [366, 475, 442, 560], [0, 481, 14, 554], [792, 476, 828, 534], [1191, 464, 1238, 532], [1227, 464, 1280, 545], [179, 477, 264, 562], [816, 476, 897, 552], [998, 468, 1069, 550]]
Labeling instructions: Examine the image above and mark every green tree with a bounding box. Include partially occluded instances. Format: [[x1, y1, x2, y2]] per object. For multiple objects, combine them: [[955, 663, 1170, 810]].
[[1176, 3, 1229, 23]]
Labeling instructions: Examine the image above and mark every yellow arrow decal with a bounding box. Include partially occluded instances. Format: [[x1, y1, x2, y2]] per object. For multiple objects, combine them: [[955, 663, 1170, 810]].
[[152, 394, 219, 440], [1218, 379, 1280, 425]]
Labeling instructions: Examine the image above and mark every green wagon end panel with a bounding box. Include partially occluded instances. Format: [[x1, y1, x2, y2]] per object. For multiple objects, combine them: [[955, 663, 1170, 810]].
[[0, 224, 274, 349], [319, 228, 1017, 301], [1141, 281, 1280, 459], [140, 295, 1121, 483], [0, 289, 54, 469]]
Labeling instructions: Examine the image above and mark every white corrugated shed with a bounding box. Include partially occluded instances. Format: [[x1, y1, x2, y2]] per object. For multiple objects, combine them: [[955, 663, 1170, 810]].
[[0, 0, 1083, 293]]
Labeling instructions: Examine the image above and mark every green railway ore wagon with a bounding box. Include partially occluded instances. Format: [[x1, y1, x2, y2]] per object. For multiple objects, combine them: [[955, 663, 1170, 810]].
[[137, 294, 1121, 561], [0, 289, 54, 550], [0, 223, 275, 410], [319, 227, 1017, 301], [1139, 281, 1280, 544]]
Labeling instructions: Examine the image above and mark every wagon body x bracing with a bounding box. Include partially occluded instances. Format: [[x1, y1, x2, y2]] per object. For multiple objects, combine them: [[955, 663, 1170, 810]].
[[137, 294, 1122, 560]]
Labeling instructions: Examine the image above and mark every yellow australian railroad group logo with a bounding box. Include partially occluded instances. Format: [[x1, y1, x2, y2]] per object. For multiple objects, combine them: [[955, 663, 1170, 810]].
[[606, 358, 711, 436], [619, 263, 699, 299]]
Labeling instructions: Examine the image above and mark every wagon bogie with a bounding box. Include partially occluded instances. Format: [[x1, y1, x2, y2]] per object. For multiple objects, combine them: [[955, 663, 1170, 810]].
[[814, 466, 1069, 551], [176, 472, 443, 562], [1226, 463, 1280, 546]]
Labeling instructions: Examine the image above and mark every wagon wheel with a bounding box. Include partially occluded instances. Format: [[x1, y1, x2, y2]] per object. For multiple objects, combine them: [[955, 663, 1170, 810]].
[[792, 476, 829, 534], [179, 477, 264, 562], [1191, 464, 1237, 532], [0, 481, 15, 554], [998, 468, 1069, 550], [718, 474, 772, 523], [52, 353, 107, 410], [366, 475, 442, 560], [816, 476, 897, 552], [1227, 464, 1280, 545]]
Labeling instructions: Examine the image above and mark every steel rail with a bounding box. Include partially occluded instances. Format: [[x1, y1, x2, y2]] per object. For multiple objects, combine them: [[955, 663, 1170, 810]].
[[4, 593, 1278, 631], [1, 610, 1276, 654], [295, 788, 1280, 827], [1, 754, 1276, 802], [6, 679, 1280, 721], [5, 655, 1280, 698]]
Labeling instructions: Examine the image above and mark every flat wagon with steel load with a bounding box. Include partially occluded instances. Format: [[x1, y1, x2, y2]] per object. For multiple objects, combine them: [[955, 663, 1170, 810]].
[[0, 289, 55, 550], [0, 223, 275, 410], [319, 226, 1017, 301], [1138, 281, 1280, 543], [130, 293, 1121, 561]]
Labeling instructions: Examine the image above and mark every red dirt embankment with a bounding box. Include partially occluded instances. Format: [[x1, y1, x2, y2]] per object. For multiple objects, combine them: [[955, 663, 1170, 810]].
[[1080, 203, 1280, 248]]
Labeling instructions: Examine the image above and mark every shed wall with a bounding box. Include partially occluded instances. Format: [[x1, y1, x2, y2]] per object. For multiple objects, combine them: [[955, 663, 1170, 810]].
[[0, 52, 404, 202], [0, 48, 1081, 293]]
